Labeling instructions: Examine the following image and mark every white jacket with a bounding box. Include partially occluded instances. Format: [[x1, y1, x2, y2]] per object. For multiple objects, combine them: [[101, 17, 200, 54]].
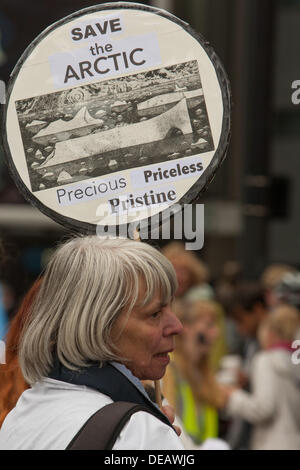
[[227, 349, 300, 450], [0, 378, 184, 450]]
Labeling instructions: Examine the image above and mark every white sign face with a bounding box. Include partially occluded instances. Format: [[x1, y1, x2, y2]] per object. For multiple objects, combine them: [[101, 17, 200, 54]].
[[3, 3, 231, 231]]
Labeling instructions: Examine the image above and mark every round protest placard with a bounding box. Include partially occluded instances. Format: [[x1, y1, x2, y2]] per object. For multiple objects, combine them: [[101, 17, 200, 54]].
[[1, 2, 231, 233]]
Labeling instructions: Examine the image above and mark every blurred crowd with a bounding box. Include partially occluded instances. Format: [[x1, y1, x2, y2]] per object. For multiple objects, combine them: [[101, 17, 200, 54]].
[[160, 243, 300, 450], [0, 239, 300, 450]]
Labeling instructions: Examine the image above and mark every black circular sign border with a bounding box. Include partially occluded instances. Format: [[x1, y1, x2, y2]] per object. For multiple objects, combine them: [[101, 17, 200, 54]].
[[1, 1, 231, 235]]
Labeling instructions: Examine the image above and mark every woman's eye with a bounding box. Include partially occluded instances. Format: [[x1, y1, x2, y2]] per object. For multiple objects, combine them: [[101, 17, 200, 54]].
[[151, 311, 161, 319]]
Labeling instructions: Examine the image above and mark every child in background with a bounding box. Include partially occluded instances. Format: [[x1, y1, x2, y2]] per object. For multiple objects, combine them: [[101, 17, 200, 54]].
[[225, 304, 300, 450]]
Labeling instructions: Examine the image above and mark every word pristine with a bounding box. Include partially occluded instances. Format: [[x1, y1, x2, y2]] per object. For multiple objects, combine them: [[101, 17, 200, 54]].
[[109, 189, 177, 213]]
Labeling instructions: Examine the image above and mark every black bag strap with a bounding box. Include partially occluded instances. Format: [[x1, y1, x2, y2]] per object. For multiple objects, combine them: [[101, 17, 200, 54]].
[[66, 401, 165, 450]]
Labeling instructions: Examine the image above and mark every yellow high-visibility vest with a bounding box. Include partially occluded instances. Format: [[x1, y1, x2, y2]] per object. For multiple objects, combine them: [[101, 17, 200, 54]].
[[178, 380, 218, 444]]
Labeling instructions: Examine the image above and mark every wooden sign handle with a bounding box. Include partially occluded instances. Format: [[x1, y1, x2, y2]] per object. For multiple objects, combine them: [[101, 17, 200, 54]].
[[155, 380, 162, 409]]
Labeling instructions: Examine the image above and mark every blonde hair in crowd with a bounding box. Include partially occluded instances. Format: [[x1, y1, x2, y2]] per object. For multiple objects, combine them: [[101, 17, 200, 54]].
[[259, 304, 299, 343], [261, 264, 297, 290], [178, 299, 218, 325], [162, 242, 209, 285], [163, 300, 225, 409], [19, 236, 177, 384]]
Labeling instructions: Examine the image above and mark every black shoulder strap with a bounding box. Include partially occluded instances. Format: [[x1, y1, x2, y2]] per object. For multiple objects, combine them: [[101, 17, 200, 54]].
[[66, 401, 165, 450]]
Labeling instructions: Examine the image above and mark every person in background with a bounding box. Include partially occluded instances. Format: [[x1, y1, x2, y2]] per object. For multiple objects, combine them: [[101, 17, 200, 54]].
[[274, 272, 300, 338], [261, 264, 297, 308], [143, 380, 230, 450], [225, 304, 300, 450], [163, 299, 228, 446], [162, 242, 227, 369], [225, 281, 268, 449], [162, 242, 212, 300], [230, 282, 267, 350], [215, 261, 245, 357], [0, 279, 41, 427], [274, 271, 300, 310], [229, 282, 268, 379]]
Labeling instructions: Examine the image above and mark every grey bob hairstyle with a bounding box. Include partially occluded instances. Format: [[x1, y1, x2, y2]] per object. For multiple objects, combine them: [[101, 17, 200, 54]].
[[19, 236, 177, 384]]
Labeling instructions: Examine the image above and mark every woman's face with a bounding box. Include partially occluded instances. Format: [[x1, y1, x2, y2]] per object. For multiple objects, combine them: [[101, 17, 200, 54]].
[[111, 290, 183, 380], [183, 314, 219, 362], [258, 324, 279, 350]]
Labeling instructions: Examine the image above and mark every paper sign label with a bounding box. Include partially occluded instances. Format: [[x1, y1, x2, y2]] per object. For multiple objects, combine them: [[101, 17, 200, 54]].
[[107, 185, 177, 214], [56, 174, 128, 206], [49, 32, 161, 88], [4, 5, 229, 229], [131, 156, 205, 189], [69, 14, 125, 43]]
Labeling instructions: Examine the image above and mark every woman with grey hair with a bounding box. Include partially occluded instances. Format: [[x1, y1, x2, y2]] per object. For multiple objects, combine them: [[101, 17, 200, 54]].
[[0, 236, 183, 450]]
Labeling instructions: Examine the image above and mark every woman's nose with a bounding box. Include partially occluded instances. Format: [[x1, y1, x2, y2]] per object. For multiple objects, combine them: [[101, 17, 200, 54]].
[[163, 306, 183, 336]]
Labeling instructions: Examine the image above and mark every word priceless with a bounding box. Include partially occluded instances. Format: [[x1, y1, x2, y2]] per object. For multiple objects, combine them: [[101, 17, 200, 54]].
[[144, 162, 203, 183]]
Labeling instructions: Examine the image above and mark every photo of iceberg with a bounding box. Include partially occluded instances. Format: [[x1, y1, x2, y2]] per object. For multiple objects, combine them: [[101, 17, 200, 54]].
[[15, 60, 214, 192]]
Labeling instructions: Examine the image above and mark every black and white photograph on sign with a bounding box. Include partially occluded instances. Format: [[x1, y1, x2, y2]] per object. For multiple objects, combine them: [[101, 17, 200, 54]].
[[15, 60, 214, 192]]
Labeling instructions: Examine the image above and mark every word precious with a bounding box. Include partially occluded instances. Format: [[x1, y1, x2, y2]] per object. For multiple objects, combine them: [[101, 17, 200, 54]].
[[56, 177, 126, 206]]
